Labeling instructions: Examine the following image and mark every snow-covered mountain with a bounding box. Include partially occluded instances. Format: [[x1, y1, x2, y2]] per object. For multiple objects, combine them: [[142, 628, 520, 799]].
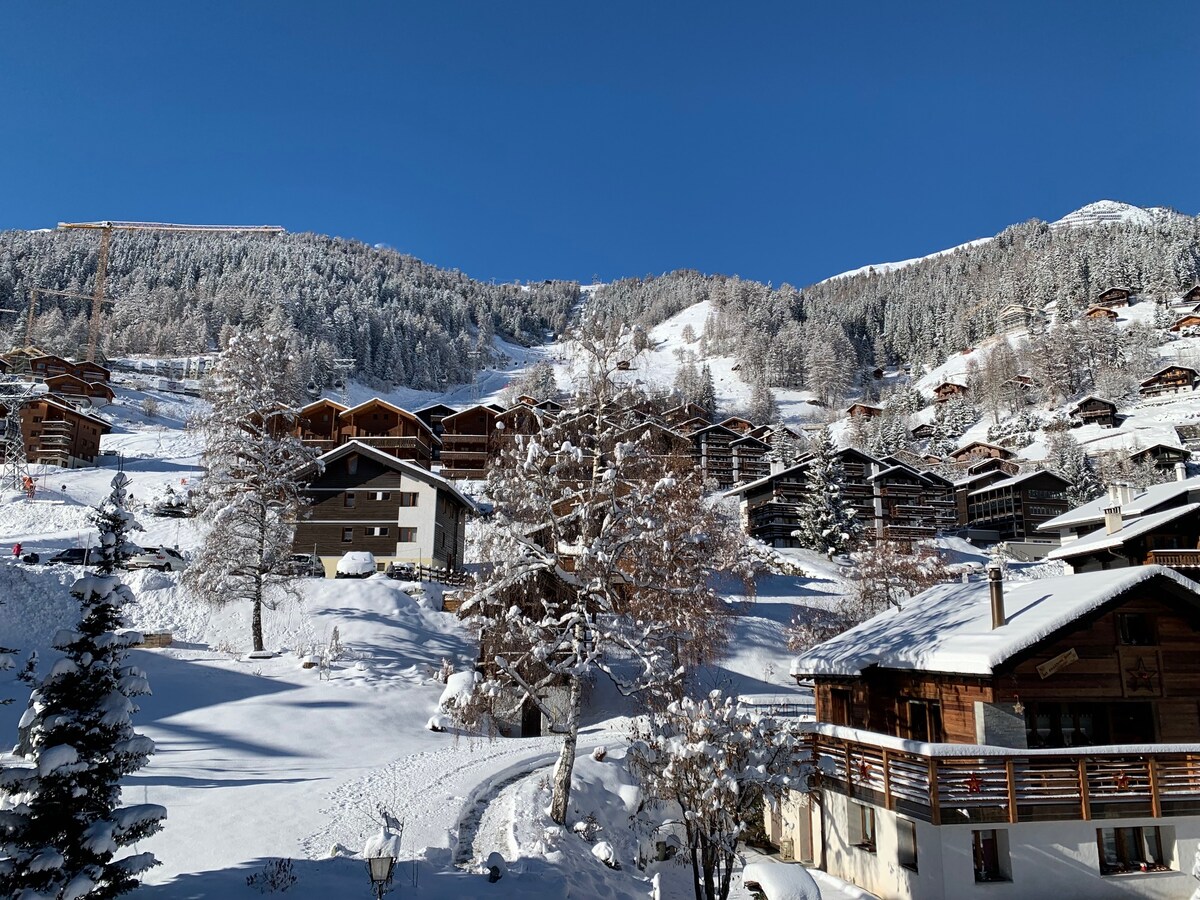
[[1050, 199, 1188, 230]]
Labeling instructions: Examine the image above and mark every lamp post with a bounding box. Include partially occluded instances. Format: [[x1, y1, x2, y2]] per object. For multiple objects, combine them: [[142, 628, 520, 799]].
[[364, 824, 401, 899], [365, 853, 395, 900]]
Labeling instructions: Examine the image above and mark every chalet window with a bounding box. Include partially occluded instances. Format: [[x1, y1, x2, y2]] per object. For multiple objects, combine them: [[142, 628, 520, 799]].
[[1117, 613, 1155, 646], [398, 492, 419, 507], [365, 527, 389, 537], [829, 688, 852, 726], [397, 527, 417, 543], [344, 492, 356, 509], [346, 456, 358, 475], [32, 416, 41, 423], [372, 491, 391, 501], [897, 819, 918, 872], [849, 803, 875, 852], [972, 829, 1010, 882], [905, 699, 943, 743], [1096, 826, 1167, 875], [341, 528, 353, 543]]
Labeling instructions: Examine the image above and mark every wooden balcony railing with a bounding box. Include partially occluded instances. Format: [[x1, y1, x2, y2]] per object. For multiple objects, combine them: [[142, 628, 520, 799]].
[[809, 726, 1200, 826], [1146, 550, 1200, 569]]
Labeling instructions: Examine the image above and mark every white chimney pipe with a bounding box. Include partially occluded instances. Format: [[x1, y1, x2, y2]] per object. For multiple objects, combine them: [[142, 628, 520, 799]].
[[1118, 483, 1134, 505], [1103, 505, 1123, 535], [1107, 483, 1120, 502], [1177, 462, 1188, 482]]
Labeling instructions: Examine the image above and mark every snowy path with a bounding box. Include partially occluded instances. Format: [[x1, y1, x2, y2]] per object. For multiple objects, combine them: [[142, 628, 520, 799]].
[[456, 760, 554, 866]]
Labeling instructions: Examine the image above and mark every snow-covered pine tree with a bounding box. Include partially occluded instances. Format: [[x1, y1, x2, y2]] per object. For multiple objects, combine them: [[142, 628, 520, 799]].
[[794, 426, 859, 555], [697, 363, 717, 420], [765, 425, 799, 469], [0, 474, 164, 899], [185, 328, 319, 652], [629, 691, 810, 900], [747, 376, 779, 424], [1045, 430, 1104, 507]]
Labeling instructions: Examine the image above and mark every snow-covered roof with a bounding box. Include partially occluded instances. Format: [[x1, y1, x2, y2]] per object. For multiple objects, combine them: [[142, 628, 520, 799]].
[[441, 403, 499, 423], [967, 469, 1069, 497], [1140, 364, 1198, 385], [792, 566, 1200, 678], [339, 398, 435, 437], [1037, 476, 1200, 532], [309, 440, 476, 511], [1046, 503, 1200, 560], [949, 440, 1012, 459], [299, 398, 348, 414]]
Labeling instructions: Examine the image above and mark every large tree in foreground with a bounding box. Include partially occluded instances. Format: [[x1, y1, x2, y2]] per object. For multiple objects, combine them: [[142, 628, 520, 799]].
[[186, 329, 318, 652], [630, 692, 810, 900], [460, 324, 751, 825], [0, 474, 165, 899]]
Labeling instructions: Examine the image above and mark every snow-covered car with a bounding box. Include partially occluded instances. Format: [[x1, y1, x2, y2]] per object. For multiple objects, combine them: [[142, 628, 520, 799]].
[[741, 861, 821, 900], [335, 551, 377, 579], [124, 546, 188, 572], [283, 553, 325, 578]]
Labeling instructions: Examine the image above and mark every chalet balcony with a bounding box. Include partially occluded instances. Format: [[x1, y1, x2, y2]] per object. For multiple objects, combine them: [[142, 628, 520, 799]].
[[442, 434, 489, 448], [1146, 549, 1200, 570], [809, 726, 1200, 827], [347, 435, 429, 453]]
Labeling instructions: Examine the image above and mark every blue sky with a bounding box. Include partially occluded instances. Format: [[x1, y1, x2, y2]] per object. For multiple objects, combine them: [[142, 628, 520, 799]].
[[2, 2, 1197, 286]]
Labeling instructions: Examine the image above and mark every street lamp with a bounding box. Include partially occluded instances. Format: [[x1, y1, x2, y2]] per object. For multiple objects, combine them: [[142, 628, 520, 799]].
[[364, 826, 401, 899]]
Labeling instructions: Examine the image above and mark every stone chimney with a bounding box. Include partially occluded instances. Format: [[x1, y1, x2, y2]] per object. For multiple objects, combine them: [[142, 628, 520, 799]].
[[1117, 483, 1134, 505], [1107, 483, 1121, 503], [1177, 461, 1188, 483], [987, 561, 1005, 629], [1103, 505, 1123, 535]]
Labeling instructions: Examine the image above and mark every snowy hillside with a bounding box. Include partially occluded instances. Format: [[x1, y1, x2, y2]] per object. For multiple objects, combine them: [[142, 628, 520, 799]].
[[1051, 199, 1187, 229]]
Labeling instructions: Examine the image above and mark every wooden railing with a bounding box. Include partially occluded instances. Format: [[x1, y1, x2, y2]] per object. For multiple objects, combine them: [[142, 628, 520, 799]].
[[1146, 549, 1200, 569], [809, 729, 1200, 826], [384, 563, 471, 587]]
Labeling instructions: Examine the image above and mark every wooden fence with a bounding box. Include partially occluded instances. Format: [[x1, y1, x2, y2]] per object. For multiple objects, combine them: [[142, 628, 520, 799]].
[[385, 563, 470, 587]]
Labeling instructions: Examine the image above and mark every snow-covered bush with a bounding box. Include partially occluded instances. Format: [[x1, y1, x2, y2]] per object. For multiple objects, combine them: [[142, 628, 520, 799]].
[[246, 858, 297, 893]]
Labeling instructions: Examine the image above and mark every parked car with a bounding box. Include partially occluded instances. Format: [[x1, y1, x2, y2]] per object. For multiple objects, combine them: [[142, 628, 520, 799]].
[[385, 561, 416, 580], [283, 553, 325, 578], [125, 546, 188, 572], [48, 547, 102, 566], [335, 551, 377, 579]]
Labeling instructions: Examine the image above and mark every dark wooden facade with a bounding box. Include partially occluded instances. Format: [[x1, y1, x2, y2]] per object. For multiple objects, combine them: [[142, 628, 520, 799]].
[[1083, 305, 1120, 321], [965, 470, 1071, 541], [338, 399, 437, 468], [933, 381, 969, 403], [1139, 365, 1198, 397], [1070, 395, 1118, 428], [1094, 286, 1134, 308], [846, 403, 883, 419], [0, 397, 111, 467], [811, 575, 1200, 747], [440, 404, 499, 480], [949, 441, 1015, 464]]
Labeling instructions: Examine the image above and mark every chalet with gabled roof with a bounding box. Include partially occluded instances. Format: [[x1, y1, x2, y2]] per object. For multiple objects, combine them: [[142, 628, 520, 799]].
[[1069, 395, 1118, 428], [1083, 305, 1120, 321], [1129, 442, 1190, 470], [772, 566, 1200, 899], [43, 373, 114, 405], [846, 402, 883, 419], [1169, 313, 1200, 333], [933, 380, 969, 403], [662, 402, 710, 427], [717, 415, 755, 435], [948, 441, 1015, 463], [337, 398, 439, 469], [1094, 286, 1135, 309], [413, 403, 457, 436], [997, 303, 1033, 332], [691, 423, 742, 488], [0, 395, 111, 468], [294, 399, 348, 452], [293, 441, 473, 575], [730, 434, 770, 484], [439, 404, 500, 480], [1139, 365, 1197, 397], [964, 469, 1071, 541]]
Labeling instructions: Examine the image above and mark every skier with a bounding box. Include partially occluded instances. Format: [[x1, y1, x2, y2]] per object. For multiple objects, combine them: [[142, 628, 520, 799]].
[[12, 542, 22, 559]]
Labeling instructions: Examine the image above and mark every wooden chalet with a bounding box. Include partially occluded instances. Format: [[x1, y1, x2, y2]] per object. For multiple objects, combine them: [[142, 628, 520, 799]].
[[996, 304, 1033, 332], [1181, 285, 1200, 305], [43, 373, 114, 405], [615, 420, 693, 469], [0, 396, 111, 468], [910, 423, 936, 441], [1069, 395, 1118, 428], [662, 402, 710, 427], [846, 402, 883, 419], [535, 398, 565, 414], [932, 381, 969, 403], [1139, 365, 1198, 398], [439, 404, 500, 480], [724, 459, 812, 547], [1093, 286, 1135, 309], [413, 403, 458, 437], [337, 398, 439, 469], [964, 469, 1071, 541], [1049, 500, 1200, 574], [869, 463, 957, 543], [717, 415, 755, 435], [674, 415, 713, 435], [1129, 443, 1191, 470], [1170, 313, 1200, 333], [293, 441, 473, 575], [1083, 305, 1120, 322], [777, 567, 1200, 898], [294, 399, 348, 452], [948, 441, 1015, 464]]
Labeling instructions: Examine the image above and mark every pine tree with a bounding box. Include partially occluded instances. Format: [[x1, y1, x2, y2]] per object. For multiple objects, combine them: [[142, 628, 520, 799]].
[[747, 376, 779, 424], [0, 474, 164, 899], [697, 364, 717, 419], [1045, 430, 1104, 507], [185, 329, 319, 652], [794, 427, 859, 555]]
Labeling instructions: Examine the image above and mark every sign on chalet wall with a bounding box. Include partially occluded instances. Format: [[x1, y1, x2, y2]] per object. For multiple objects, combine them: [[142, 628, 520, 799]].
[[1036, 647, 1079, 679]]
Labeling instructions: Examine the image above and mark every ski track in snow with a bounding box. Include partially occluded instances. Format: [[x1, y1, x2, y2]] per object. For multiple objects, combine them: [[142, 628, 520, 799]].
[[301, 736, 569, 862]]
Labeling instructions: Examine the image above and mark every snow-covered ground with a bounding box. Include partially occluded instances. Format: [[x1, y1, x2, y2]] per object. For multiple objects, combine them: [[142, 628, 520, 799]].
[[0, 380, 852, 899]]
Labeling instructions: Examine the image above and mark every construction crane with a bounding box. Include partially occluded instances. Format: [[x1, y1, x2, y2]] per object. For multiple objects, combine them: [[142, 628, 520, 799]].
[[56, 221, 286, 363], [22, 287, 112, 350]]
